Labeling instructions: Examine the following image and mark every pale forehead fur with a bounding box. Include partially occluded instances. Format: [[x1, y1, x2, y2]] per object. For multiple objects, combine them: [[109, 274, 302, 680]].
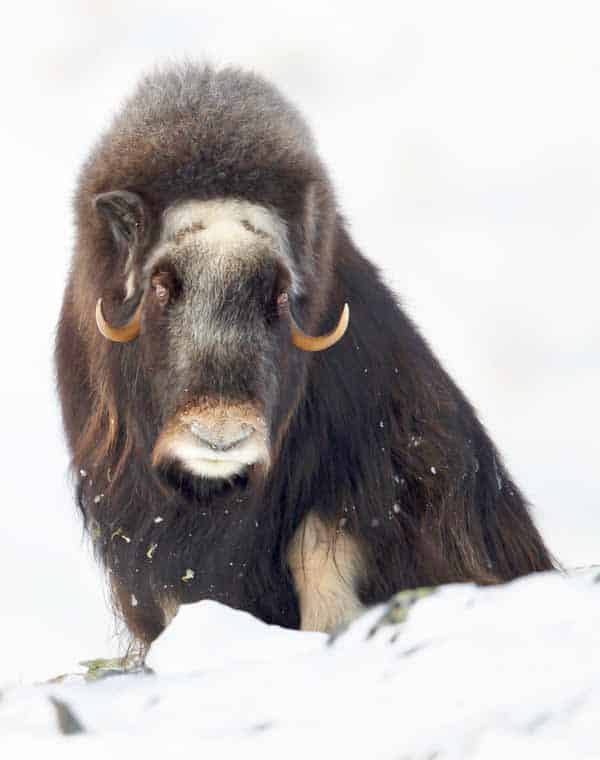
[[145, 198, 301, 294]]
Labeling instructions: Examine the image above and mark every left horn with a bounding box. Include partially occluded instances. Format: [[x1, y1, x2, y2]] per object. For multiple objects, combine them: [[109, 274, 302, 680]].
[[95, 298, 143, 343], [290, 303, 349, 352]]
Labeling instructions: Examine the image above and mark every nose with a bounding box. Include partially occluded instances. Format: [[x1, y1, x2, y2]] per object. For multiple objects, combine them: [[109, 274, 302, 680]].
[[152, 400, 269, 479], [189, 420, 256, 452]]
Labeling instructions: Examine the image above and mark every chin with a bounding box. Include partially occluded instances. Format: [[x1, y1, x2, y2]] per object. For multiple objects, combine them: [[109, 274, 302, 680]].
[[158, 457, 254, 500]]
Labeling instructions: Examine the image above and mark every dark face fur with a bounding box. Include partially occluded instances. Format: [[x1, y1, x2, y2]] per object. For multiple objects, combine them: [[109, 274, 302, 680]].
[[99, 195, 306, 491]]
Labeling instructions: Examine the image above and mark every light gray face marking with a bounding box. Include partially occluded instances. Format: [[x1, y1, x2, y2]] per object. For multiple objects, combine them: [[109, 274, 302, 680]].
[[144, 198, 301, 296]]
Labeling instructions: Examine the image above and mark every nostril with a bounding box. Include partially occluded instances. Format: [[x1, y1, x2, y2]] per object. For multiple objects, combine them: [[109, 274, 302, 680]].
[[189, 421, 255, 452], [197, 436, 225, 452]]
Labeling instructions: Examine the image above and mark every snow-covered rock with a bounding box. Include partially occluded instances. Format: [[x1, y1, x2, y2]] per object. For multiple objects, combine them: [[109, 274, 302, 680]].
[[2, 570, 599, 759]]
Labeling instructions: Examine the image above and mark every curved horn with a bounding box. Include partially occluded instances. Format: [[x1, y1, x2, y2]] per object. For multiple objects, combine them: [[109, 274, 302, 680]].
[[290, 303, 349, 352], [95, 298, 143, 343]]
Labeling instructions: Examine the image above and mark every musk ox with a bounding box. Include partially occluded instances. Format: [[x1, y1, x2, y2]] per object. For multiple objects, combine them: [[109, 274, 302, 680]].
[[56, 62, 554, 648]]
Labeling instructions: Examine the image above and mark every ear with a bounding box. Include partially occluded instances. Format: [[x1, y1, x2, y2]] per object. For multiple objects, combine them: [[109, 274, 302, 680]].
[[94, 191, 150, 304], [93, 190, 148, 249]]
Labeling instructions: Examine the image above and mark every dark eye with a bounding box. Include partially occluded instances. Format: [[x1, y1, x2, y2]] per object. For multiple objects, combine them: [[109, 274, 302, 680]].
[[151, 271, 174, 307], [266, 262, 291, 323], [276, 290, 289, 316]]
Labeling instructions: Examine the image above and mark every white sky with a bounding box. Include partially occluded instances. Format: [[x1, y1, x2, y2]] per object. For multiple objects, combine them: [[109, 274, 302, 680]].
[[1, 0, 599, 682]]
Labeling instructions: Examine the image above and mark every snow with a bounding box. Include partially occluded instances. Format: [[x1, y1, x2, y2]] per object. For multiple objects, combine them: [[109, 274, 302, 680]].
[[2, 571, 600, 758]]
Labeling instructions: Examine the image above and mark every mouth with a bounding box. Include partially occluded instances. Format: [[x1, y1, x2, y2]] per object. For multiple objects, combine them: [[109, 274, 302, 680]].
[[165, 432, 264, 479]]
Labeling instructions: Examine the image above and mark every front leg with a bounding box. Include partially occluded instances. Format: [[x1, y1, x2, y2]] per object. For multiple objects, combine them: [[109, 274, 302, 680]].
[[287, 512, 365, 633], [111, 576, 179, 649]]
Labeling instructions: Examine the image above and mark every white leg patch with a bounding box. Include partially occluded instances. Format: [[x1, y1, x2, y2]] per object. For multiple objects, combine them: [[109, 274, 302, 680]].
[[287, 513, 365, 633]]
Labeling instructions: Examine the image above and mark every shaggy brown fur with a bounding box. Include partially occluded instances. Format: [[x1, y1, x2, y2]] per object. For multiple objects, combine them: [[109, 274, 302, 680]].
[[56, 62, 554, 648]]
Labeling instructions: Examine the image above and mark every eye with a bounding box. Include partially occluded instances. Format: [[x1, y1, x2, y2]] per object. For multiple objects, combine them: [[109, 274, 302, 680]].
[[151, 271, 174, 307], [266, 263, 292, 323], [276, 290, 289, 316]]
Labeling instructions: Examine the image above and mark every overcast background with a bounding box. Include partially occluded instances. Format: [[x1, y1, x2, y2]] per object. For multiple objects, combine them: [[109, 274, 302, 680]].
[[1, 0, 598, 683]]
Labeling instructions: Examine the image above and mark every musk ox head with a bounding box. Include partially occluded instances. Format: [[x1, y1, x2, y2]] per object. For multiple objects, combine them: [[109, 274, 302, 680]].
[[96, 194, 347, 483], [72, 64, 347, 492]]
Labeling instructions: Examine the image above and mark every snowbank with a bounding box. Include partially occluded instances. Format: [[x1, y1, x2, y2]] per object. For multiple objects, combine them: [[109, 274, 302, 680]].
[[2, 570, 599, 759]]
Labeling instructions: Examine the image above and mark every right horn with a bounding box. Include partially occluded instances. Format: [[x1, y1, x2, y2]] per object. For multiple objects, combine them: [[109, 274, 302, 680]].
[[96, 298, 143, 343], [290, 303, 349, 352]]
